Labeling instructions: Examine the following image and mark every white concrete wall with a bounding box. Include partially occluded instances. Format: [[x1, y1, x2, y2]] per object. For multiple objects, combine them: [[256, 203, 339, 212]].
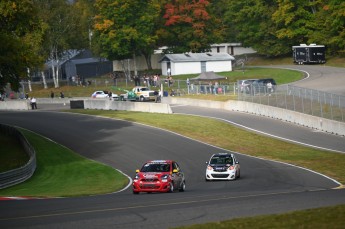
[[0, 101, 30, 110], [83, 100, 173, 114], [173, 62, 201, 75], [172, 61, 233, 75], [163, 97, 345, 136], [3, 97, 343, 136], [206, 61, 232, 72]]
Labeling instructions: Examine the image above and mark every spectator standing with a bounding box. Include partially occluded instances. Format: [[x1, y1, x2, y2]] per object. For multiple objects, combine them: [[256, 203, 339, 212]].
[[266, 82, 273, 96], [154, 90, 159, 103], [50, 91, 54, 99], [214, 81, 219, 94], [153, 74, 158, 87], [30, 97, 37, 109], [60, 92, 65, 98]]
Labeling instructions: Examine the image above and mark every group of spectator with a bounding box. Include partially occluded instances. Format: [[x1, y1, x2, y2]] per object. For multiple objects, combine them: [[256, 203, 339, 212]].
[[50, 91, 65, 99], [0, 92, 5, 101], [198, 81, 221, 94], [132, 74, 166, 87], [69, 75, 91, 87]]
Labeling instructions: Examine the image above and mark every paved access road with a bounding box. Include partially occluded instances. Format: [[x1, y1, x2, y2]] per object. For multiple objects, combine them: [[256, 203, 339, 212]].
[[0, 65, 344, 229]]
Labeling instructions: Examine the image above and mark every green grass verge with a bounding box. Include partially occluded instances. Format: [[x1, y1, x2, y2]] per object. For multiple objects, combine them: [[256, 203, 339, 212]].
[[0, 129, 128, 197], [28, 68, 303, 98], [0, 132, 29, 172], [165, 67, 303, 85], [219, 67, 303, 85], [175, 204, 345, 229]]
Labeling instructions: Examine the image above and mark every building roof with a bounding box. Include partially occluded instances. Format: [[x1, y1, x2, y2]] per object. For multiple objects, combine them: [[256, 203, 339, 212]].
[[70, 57, 109, 65], [159, 53, 235, 63]]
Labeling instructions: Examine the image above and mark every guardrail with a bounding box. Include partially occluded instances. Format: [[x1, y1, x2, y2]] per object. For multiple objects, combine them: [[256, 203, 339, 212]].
[[0, 124, 36, 189]]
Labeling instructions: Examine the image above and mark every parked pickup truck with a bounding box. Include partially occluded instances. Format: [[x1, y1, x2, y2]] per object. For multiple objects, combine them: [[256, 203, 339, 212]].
[[120, 86, 156, 102]]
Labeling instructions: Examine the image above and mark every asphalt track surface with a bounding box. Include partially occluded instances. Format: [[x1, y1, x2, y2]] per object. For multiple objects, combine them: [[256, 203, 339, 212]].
[[0, 65, 345, 229]]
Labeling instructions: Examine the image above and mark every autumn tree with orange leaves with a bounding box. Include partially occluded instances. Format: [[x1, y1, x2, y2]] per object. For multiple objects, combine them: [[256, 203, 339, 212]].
[[157, 0, 224, 53]]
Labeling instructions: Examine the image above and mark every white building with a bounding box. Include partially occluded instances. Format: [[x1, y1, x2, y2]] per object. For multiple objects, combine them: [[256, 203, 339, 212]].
[[209, 43, 256, 56], [112, 43, 255, 74], [159, 53, 235, 76]]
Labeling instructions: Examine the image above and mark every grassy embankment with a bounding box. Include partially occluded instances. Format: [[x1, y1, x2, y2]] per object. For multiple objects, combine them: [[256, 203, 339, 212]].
[[0, 129, 127, 197], [175, 204, 345, 229]]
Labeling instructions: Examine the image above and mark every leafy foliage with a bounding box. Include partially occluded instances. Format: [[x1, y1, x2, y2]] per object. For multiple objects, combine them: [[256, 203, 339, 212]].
[[0, 0, 45, 91], [94, 0, 161, 63], [158, 0, 224, 53], [1, 0, 345, 91], [223, 0, 345, 56]]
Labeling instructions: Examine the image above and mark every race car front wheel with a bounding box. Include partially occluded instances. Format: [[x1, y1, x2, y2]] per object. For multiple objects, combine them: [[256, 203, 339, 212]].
[[168, 182, 174, 193], [179, 181, 186, 192]]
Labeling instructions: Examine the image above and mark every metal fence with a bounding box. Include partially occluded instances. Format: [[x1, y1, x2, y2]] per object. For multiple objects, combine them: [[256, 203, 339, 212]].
[[0, 124, 36, 189], [173, 81, 237, 96], [163, 80, 345, 123], [17, 78, 345, 122], [237, 84, 345, 123]]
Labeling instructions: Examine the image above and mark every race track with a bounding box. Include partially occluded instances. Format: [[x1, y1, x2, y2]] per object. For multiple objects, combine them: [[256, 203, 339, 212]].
[[0, 65, 344, 229]]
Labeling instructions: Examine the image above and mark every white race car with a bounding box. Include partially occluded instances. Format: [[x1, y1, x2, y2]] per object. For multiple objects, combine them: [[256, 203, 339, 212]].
[[205, 153, 240, 181]]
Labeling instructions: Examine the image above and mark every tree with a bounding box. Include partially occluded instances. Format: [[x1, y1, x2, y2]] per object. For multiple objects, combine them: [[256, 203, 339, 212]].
[[37, 0, 89, 88], [94, 0, 161, 72], [0, 0, 45, 92], [308, 0, 345, 55], [157, 0, 224, 53], [223, 0, 293, 57], [224, 0, 345, 57]]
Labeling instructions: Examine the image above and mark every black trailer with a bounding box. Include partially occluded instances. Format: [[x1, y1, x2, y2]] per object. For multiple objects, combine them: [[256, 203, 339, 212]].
[[292, 44, 326, 64]]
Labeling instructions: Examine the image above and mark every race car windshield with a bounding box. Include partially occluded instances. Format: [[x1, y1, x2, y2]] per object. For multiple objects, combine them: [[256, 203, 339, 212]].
[[141, 163, 170, 172], [210, 156, 233, 165]]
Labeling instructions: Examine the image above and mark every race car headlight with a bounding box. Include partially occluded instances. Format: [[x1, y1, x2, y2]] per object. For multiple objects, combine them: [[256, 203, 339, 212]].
[[228, 166, 235, 170], [161, 174, 169, 182], [134, 174, 139, 181], [207, 165, 213, 170]]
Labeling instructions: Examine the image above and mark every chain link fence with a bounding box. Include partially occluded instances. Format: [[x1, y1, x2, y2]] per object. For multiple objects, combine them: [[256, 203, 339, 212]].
[[13, 78, 345, 123], [237, 84, 345, 122], [162, 79, 345, 123]]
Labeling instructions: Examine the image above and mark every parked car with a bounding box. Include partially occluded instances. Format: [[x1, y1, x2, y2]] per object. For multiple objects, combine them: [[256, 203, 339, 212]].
[[238, 79, 257, 93], [91, 91, 109, 98], [248, 78, 277, 95], [111, 93, 119, 100], [132, 160, 186, 194], [205, 153, 240, 181]]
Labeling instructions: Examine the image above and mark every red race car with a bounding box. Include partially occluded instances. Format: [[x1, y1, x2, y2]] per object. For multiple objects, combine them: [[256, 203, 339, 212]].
[[132, 160, 186, 194]]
